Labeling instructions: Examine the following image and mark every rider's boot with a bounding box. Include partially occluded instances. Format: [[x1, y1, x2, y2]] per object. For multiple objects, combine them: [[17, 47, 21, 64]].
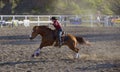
[[59, 40, 64, 48], [59, 42, 62, 48]]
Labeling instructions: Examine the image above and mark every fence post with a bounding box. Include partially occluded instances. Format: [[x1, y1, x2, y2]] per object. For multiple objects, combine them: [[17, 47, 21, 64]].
[[105, 16, 109, 27], [0, 16, 3, 28], [12, 16, 15, 20], [1, 16, 3, 20], [90, 15, 93, 27], [38, 16, 40, 26], [48, 16, 51, 27], [25, 16, 27, 20], [11, 16, 15, 27]]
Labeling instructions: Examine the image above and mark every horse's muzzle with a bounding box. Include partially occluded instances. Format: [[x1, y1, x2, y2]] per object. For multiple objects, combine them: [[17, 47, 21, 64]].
[[30, 37, 33, 40], [29, 35, 33, 40]]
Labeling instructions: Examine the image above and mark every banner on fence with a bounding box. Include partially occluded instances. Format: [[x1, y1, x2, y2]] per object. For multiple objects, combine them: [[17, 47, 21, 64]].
[[23, 19, 30, 27], [12, 20, 19, 26], [69, 17, 82, 24]]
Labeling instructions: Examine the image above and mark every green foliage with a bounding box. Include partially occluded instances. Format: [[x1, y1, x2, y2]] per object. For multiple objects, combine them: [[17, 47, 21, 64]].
[[0, 0, 119, 15], [108, 0, 120, 15]]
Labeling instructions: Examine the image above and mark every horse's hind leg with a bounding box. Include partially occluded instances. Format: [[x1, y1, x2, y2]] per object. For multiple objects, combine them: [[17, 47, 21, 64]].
[[68, 44, 80, 59], [74, 47, 80, 59]]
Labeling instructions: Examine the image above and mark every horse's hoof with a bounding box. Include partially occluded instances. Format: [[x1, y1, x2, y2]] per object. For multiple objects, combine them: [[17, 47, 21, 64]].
[[36, 53, 40, 57], [31, 54, 35, 58]]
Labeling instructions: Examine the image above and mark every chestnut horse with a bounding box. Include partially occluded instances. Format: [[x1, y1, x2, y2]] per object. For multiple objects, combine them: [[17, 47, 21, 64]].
[[29, 25, 91, 58]]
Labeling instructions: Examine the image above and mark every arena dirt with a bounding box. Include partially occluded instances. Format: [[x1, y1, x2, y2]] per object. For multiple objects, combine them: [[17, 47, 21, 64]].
[[0, 26, 120, 72]]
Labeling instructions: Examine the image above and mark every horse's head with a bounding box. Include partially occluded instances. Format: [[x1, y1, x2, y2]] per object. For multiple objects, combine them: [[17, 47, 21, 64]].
[[29, 26, 40, 40], [30, 25, 52, 40]]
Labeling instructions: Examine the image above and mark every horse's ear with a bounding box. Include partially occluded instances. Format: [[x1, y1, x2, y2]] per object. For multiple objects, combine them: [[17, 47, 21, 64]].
[[33, 26, 39, 31], [35, 26, 39, 30]]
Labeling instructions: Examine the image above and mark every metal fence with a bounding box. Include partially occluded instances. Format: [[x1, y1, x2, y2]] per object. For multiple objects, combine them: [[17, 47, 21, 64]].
[[0, 15, 120, 28]]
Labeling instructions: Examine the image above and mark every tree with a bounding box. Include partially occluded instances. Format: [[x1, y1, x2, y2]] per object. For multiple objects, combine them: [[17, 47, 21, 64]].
[[0, 0, 12, 15], [0, 0, 119, 15], [108, 0, 120, 15], [14, 0, 56, 14]]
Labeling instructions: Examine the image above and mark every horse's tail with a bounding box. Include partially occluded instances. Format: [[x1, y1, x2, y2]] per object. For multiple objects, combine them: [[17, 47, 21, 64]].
[[76, 36, 91, 46]]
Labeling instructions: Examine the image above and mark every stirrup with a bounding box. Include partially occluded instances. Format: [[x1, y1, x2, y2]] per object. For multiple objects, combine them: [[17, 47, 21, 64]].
[[58, 42, 62, 48]]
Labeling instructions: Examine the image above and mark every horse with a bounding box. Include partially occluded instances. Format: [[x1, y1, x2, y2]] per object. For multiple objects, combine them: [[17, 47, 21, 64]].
[[29, 25, 91, 59]]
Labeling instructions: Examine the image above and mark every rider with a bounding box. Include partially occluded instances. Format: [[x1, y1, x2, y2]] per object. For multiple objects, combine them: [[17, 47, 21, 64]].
[[50, 17, 63, 47]]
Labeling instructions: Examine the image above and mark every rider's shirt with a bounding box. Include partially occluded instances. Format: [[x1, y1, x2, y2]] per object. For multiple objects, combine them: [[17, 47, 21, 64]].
[[52, 20, 62, 30]]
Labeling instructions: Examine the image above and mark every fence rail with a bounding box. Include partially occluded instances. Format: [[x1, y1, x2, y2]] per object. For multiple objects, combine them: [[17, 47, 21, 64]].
[[0, 15, 120, 28]]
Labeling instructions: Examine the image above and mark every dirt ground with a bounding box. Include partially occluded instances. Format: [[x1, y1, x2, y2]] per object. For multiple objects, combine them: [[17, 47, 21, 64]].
[[0, 26, 120, 72]]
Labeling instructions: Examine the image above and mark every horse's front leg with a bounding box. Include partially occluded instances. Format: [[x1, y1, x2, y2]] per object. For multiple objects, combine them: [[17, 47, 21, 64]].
[[31, 43, 44, 58], [31, 48, 41, 57], [31, 40, 53, 57]]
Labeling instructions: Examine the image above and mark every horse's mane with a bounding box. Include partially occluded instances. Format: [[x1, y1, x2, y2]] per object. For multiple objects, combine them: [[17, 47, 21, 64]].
[[38, 25, 53, 31]]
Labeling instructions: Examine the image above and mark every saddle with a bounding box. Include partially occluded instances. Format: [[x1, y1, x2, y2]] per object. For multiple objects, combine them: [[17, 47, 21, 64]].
[[53, 30, 68, 47], [53, 30, 66, 43], [53, 30, 65, 39]]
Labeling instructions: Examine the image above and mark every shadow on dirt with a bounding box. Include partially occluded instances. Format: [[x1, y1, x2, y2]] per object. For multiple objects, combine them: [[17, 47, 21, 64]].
[[0, 33, 120, 45], [0, 59, 120, 71], [0, 59, 52, 66], [0, 35, 29, 40], [74, 59, 120, 71], [76, 62, 120, 71], [80, 33, 120, 42], [0, 35, 41, 45]]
